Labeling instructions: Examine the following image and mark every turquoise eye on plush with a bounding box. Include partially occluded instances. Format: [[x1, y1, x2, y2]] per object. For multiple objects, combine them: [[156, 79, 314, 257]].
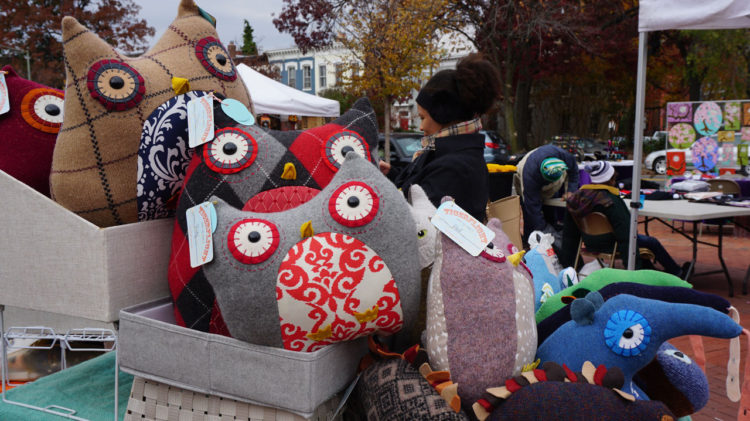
[[604, 310, 651, 357]]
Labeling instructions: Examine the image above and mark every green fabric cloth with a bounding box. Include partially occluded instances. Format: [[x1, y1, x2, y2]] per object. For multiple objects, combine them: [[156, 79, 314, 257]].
[[0, 352, 133, 420], [535, 268, 692, 323]]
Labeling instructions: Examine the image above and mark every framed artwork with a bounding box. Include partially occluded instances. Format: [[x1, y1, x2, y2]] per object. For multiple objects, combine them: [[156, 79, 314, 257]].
[[723, 102, 740, 130], [666, 150, 686, 175], [667, 102, 692, 123], [668, 123, 696, 149], [743, 103, 750, 126], [693, 102, 723, 136], [691, 136, 719, 172]]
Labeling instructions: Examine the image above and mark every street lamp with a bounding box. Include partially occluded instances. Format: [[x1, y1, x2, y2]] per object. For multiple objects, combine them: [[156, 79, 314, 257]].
[[0, 44, 31, 79]]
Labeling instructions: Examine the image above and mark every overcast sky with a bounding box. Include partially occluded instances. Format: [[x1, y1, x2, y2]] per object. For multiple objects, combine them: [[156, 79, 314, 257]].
[[132, 0, 296, 52]]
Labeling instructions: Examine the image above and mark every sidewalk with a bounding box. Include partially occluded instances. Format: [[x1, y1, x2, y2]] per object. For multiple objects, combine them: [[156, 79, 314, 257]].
[[644, 218, 750, 421]]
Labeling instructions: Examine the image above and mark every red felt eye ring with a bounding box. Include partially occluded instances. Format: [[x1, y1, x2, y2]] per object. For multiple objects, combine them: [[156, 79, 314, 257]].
[[322, 130, 371, 171], [195, 37, 237, 81], [20, 88, 64, 133], [328, 181, 379, 227], [203, 127, 258, 174], [480, 244, 506, 263], [86, 59, 145, 111], [227, 218, 279, 264]]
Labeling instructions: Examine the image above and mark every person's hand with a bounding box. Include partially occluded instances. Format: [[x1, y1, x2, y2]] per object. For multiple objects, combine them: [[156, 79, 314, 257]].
[[562, 192, 573, 200], [378, 160, 391, 175]]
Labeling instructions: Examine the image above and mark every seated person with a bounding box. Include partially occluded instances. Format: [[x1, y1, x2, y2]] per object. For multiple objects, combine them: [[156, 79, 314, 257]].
[[558, 161, 683, 276]]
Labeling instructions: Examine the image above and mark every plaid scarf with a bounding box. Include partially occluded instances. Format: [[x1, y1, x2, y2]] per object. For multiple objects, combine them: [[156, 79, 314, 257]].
[[413, 118, 483, 159], [565, 185, 619, 219]]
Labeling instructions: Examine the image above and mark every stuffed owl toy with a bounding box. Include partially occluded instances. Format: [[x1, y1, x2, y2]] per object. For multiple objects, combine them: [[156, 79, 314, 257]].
[[202, 153, 419, 352], [407, 185, 438, 270], [536, 291, 742, 399], [50, 0, 252, 227], [168, 98, 378, 335], [424, 204, 537, 404], [0, 65, 64, 196]]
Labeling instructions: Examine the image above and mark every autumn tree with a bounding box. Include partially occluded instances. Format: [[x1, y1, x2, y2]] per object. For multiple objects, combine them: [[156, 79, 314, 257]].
[[241, 19, 258, 56], [0, 0, 154, 87]]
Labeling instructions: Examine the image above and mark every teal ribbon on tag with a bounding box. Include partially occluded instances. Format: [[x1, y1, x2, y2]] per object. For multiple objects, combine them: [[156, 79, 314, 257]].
[[221, 98, 255, 126]]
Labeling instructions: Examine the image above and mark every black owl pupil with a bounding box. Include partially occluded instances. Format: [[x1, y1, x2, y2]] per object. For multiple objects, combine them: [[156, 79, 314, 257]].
[[623, 328, 634, 339], [45, 104, 61, 116], [222, 143, 237, 155], [347, 196, 360, 207], [248, 231, 261, 243], [109, 76, 125, 89], [418, 229, 426, 236], [216, 54, 227, 66], [487, 242, 494, 249], [341, 146, 354, 157], [674, 351, 684, 358]]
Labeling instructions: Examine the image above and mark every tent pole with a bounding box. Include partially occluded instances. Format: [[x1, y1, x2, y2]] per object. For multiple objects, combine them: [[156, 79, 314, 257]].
[[627, 31, 649, 271]]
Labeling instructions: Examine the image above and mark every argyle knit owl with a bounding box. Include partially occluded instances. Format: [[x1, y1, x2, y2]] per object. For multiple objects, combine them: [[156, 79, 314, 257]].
[[50, 0, 252, 227], [0, 65, 64, 196], [202, 153, 420, 351], [424, 206, 537, 404], [168, 98, 378, 335]]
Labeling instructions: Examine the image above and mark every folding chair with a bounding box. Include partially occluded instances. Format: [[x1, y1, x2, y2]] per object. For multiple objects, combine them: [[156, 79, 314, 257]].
[[572, 212, 654, 269]]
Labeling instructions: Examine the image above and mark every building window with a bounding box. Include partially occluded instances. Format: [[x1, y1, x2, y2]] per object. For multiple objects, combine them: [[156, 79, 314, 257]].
[[319, 65, 327, 88], [303, 65, 312, 90], [287, 66, 296, 87], [335, 63, 343, 85]]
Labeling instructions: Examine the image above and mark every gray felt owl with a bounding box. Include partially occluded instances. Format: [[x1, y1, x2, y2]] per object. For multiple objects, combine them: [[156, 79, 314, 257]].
[[204, 153, 420, 352]]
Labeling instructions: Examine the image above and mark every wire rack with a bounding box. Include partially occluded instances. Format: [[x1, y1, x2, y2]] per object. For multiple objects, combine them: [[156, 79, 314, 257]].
[[0, 304, 119, 421]]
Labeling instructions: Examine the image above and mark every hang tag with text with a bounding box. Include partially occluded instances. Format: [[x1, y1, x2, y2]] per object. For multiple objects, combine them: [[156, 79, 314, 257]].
[[186, 201, 217, 268], [0, 72, 9, 115], [187, 95, 215, 148], [221, 98, 255, 125], [431, 201, 495, 256]]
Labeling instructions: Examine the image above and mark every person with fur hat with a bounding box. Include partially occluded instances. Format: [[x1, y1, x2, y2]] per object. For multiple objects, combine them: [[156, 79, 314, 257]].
[[559, 160, 684, 276], [380, 53, 500, 221], [514, 144, 579, 242]]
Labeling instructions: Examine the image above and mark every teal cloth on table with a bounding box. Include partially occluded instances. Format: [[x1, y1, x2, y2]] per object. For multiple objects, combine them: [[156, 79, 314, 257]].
[[0, 352, 133, 420]]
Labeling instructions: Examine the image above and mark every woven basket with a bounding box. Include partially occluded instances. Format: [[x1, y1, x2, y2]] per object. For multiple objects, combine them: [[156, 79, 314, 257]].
[[124, 377, 341, 421]]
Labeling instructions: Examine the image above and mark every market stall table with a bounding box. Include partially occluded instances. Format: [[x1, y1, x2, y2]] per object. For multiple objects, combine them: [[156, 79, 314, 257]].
[[545, 197, 750, 296]]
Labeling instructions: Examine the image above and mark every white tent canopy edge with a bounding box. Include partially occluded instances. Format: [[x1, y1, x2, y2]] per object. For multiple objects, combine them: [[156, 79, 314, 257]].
[[236, 63, 340, 118], [627, 0, 750, 269]]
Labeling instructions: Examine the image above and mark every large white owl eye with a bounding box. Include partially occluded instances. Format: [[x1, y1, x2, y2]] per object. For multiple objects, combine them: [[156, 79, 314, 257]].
[[20, 88, 64, 133], [322, 130, 371, 171], [328, 181, 379, 227], [195, 37, 237, 81], [203, 127, 258, 174], [227, 218, 279, 264], [87, 59, 145, 111], [480, 242, 506, 262]]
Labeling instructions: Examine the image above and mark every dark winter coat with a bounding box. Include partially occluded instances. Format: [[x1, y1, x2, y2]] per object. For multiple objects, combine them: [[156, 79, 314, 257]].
[[393, 133, 488, 221]]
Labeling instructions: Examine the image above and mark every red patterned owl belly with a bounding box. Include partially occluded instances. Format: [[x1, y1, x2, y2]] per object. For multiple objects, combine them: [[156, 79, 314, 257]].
[[276, 232, 403, 352]]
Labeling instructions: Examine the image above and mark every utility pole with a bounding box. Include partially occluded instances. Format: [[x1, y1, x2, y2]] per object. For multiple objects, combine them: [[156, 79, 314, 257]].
[[0, 44, 32, 79]]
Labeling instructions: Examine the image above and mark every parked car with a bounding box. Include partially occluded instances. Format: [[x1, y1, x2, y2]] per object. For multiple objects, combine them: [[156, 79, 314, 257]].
[[377, 132, 422, 172], [482, 130, 524, 165], [644, 132, 742, 174]]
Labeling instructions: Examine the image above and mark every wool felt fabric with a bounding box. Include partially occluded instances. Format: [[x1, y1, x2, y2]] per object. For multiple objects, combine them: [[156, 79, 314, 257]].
[[634, 342, 709, 417], [537, 283, 731, 347], [535, 268, 692, 323], [486, 380, 675, 421], [354, 358, 470, 420], [535, 291, 742, 399], [50, 0, 252, 227], [0, 65, 63, 197], [586, 160, 615, 184], [424, 207, 537, 404], [202, 153, 420, 351], [524, 231, 565, 311], [168, 98, 378, 335], [137, 90, 209, 220]]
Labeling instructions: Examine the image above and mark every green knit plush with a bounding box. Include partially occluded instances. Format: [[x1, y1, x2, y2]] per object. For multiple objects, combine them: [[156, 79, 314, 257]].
[[535, 268, 691, 323]]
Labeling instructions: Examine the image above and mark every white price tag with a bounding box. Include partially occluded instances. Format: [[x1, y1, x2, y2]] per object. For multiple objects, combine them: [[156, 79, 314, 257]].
[[431, 201, 495, 256], [187, 95, 215, 148], [186, 201, 217, 268], [0, 72, 10, 115]]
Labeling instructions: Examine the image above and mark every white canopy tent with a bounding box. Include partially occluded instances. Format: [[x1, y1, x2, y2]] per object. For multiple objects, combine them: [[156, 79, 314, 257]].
[[627, 0, 750, 268], [236, 63, 340, 118]]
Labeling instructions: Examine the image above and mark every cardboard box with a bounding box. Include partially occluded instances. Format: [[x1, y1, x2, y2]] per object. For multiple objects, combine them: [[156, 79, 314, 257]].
[[0, 170, 172, 323], [486, 195, 523, 249], [118, 298, 367, 418]]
